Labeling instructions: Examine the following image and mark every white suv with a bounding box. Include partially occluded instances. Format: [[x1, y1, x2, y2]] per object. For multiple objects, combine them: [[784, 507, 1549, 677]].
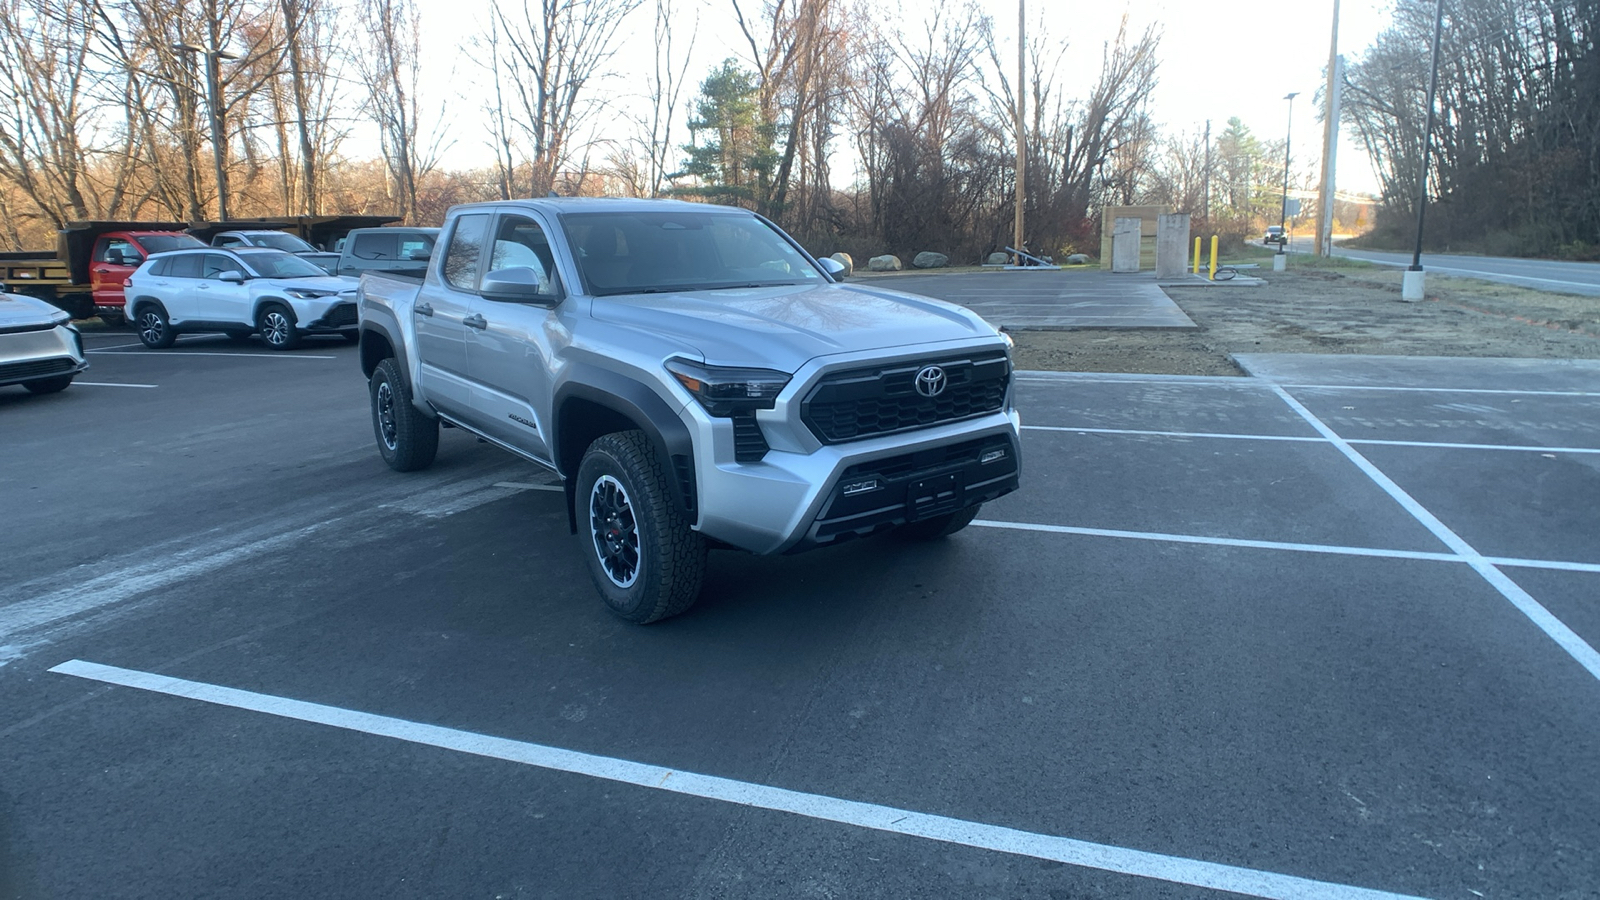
[[125, 248, 359, 350]]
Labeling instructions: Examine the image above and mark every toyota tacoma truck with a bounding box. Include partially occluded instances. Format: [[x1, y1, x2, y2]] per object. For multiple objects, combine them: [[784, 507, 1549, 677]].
[[358, 198, 1021, 623]]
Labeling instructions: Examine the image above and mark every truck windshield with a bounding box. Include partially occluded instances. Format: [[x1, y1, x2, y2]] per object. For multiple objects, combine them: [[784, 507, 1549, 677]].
[[561, 212, 822, 297], [141, 234, 205, 253], [237, 250, 330, 279], [248, 233, 317, 253]]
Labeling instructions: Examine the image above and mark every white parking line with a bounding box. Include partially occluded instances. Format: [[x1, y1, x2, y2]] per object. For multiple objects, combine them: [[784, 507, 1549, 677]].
[[74, 381, 159, 389], [971, 519, 1600, 574], [1023, 425, 1600, 455], [89, 350, 337, 360], [1271, 385, 1600, 682], [49, 659, 1432, 900], [1016, 372, 1600, 397]]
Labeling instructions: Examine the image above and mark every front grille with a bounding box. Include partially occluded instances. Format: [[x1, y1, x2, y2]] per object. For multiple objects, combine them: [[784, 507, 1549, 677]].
[[322, 302, 358, 327], [0, 357, 75, 381], [802, 354, 1009, 443]]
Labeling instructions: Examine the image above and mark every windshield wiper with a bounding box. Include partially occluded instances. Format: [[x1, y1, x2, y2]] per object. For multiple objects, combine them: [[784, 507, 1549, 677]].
[[698, 282, 797, 290]]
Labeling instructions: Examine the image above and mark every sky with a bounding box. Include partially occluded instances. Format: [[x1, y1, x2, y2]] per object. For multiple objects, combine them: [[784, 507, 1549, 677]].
[[403, 0, 1397, 197]]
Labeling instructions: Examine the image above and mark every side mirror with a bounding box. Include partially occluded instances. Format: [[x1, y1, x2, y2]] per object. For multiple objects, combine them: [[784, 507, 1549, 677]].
[[818, 257, 847, 281], [481, 267, 560, 306], [219, 271, 245, 284]]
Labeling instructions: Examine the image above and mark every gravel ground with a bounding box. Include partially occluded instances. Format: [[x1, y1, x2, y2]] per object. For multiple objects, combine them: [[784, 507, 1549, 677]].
[[1009, 258, 1600, 375]]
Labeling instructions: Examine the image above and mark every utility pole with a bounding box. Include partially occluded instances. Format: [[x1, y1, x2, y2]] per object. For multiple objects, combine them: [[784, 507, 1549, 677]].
[[1013, 0, 1025, 261], [1280, 92, 1298, 241], [174, 40, 239, 221], [1202, 119, 1211, 226], [1315, 0, 1341, 258]]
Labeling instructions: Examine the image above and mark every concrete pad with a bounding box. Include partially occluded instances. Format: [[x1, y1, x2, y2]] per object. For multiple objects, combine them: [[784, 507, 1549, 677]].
[[1159, 272, 1267, 288], [872, 270, 1197, 330], [1234, 353, 1600, 393]]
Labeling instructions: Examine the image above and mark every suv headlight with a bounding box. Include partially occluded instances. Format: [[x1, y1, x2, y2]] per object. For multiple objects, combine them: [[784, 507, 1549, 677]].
[[287, 288, 334, 299], [665, 359, 790, 417]]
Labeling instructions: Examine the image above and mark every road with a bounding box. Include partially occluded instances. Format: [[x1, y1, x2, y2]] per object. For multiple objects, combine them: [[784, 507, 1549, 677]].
[[1285, 235, 1600, 296]]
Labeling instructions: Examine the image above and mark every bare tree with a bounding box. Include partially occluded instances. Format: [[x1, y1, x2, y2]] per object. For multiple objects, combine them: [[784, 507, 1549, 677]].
[[489, 0, 644, 198], [356, 0, 444, 221]]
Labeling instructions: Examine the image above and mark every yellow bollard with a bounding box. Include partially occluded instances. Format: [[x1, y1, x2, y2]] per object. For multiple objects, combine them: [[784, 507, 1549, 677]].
[[1209, 235, 1219, 281], [1192, 237, 1202, 275]]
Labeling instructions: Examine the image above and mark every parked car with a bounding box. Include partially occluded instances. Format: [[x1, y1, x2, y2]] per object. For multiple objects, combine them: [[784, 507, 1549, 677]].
[[0, 222, 203, 324], [125, 248, 359, 350], [1264, 225, 1288, 247], [0, 286, 87, 394], [334, 227, 439, 278], [209, 230, 341, 274]]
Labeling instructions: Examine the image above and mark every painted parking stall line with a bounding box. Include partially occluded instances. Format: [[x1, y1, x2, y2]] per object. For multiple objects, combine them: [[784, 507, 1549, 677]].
[[1016, 371, 1600, 398], [1022, 425, 1600, 455], [1269, 385, 1600, 683], [73, 381, 159, 389], [88, 350, 337, 360], [50, 659, 1433, 900]]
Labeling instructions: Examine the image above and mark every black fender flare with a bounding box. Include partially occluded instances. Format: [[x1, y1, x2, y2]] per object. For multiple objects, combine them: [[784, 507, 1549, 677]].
[[553, 364, 697, 533], [358, 317, 413, 388]]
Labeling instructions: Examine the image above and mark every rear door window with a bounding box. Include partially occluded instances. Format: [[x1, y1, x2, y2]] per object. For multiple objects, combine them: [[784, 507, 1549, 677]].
[[350, 232, 398, 260], [442, 215, 490, 292], [165, 254, 203, 279]]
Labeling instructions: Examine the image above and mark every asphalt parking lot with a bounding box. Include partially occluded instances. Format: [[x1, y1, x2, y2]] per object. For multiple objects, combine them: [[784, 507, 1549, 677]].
[[2, 329, 1599, 899]]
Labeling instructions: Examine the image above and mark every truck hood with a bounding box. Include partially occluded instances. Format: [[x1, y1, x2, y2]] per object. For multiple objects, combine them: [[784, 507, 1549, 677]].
[[589, 283, 999, 370], [0, 292, 68, 327], [256, 275, 357, 294]]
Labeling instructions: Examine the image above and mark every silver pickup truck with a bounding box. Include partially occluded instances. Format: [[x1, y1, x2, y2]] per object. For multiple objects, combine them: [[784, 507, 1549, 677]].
[[358, 198, 1021, 623]]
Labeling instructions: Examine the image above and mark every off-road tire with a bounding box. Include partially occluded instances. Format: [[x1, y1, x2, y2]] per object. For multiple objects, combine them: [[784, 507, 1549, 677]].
[[257, 303, 301, 350], [897, 503, 982, 540], [23, 374, 74, 394], [577, 430, 705, 624], [370, 357, 438, 472], [134, 304, 175, 349]]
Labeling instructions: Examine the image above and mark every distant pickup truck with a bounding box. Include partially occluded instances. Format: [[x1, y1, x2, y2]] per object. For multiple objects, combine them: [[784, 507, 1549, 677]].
[[0, 222, 204, 323], [333, 227, 439, 278], [358, 198, 1021, 623], [209, 229, 341, 275]]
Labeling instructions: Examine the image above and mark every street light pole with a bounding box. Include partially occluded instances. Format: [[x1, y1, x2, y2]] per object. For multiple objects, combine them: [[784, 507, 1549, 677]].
[[1279, 91, 1298, 249], [173, 42, 239, 221], [1403, 0, 1446, 301]]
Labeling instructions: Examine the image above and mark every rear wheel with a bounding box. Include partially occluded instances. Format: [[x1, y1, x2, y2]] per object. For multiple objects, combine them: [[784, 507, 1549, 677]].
[[897, 504, 982, 540], [23, 374, 74, 394], [257, 303, 301, 351], [135, 305, 175, 349], [98, 312, 126, 328], [369, 357, 438, 472], [577, 430, 705, 624]]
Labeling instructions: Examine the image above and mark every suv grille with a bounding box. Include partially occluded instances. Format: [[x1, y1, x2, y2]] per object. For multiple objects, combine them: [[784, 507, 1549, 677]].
[[322, 302, 358, 327], [802, 353, 1009, 443], [0, 357, 75, 382]]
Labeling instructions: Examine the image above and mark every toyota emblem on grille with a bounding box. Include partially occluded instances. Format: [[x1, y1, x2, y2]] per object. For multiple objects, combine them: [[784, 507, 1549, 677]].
[[914, 365, 948, 398]]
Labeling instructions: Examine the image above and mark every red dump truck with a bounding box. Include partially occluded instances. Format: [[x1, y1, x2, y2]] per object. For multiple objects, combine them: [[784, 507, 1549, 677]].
[[0, 222, 202, 324]]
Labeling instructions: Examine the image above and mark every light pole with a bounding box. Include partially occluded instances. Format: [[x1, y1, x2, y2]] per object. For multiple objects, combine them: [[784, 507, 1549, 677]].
[[1279, 91, 1298, 252], [1403, 0, 1446, 301], [173, 41, 239, 221]]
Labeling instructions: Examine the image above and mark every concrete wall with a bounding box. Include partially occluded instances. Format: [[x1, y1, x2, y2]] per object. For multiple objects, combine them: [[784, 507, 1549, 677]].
[[1111, 218, 1142, 273], [1099, 205, 1172, 271], [1155, 214, 1192, 278]]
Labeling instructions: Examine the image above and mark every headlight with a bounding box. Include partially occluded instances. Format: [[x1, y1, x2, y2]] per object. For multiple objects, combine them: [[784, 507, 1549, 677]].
[[665, 359, 790, 417], [1000, 330, 1014, 351], [50, 310, 71, 326], [287, 288, 333, 299]]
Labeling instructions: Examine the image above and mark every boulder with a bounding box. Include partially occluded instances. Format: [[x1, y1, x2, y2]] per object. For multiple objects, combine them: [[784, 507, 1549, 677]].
[[867, 254, 902, 272], [986, 251, 1009, 265], [1065, 253, 1092, 265], [912, 251, 949, 269], [828, 252, 854, 276]]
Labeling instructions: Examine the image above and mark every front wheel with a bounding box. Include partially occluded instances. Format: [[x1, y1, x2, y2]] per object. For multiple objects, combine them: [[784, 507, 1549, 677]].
[[897, 504, 982, 540], [135, 305, 175, 349], [369, 357, 438, 471], [23, 374, 74, 394], [577, 431, 705, 624], [257, 303, 301, 351]]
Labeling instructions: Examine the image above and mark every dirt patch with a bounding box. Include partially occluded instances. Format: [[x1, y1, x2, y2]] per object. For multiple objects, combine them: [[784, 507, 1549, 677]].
[[1008, 260, 1600, 375]]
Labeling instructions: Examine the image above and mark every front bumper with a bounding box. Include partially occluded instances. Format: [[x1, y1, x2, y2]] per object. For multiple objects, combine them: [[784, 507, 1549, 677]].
[[693, 410, 1022, 555], [0, 324, 88, 387], [303, 300, 359, 333]]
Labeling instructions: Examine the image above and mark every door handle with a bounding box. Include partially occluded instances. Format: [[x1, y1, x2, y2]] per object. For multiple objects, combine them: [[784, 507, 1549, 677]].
[[93, 267, 111, 274], [464, 313, 487, 330], [415, 302, 433, 317]]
